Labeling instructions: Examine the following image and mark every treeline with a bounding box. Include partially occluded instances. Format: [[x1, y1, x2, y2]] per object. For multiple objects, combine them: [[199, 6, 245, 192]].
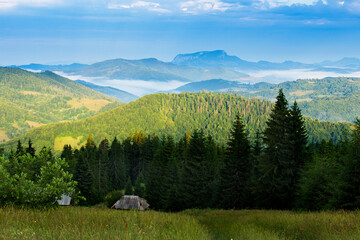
[[48, 90, 360, 211], [3, 92, 349, 153]]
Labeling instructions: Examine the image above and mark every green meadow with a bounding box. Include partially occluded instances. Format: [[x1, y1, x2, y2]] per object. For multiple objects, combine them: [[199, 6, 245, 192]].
[[1, 207, 360, 240]]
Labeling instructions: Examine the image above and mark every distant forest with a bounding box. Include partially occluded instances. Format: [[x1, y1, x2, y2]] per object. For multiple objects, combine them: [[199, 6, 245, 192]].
[[2, 90, 360, 211]]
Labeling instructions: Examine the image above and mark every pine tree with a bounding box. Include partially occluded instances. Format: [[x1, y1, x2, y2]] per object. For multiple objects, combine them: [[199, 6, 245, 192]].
[[134, 173, 146, 197], [109, 137, 126, 190], [125, 177, 133, 195], [289, 101, 308, 202], [15, 140, 25, 156], [86, 134, 96, 150], [179, 129, 207, 209], [146, 136, 174, 209], [61, 144, 75, 173], [25, 139, 36, 157], [98, 139, 110, 194], [220, 114, 251, 209], [332, 118, 360, 209], [74, 151, 94, 205], [255, 89, 294, 209]]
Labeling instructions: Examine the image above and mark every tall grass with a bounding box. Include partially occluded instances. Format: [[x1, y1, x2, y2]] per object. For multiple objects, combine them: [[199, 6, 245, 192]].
[[0, 207, 210, 240], [1, 207, 360, 240], [188, 209, 360, 240]]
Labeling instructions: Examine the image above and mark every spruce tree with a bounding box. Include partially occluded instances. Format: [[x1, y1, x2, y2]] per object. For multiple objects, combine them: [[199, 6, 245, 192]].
[[125, 177, 133, 195], [25, 139, 36, 157], [179, 129, 207, 209], [61, 144, 75, 173], [332, 118, 360, 209], [98, 139, 110, 194], [220, 114, 251, 209], [109, 137, 126, 190], [255, 89, 294, 209], [15, 140, 25, 156], [289, 101, 308, 202], [74, 151, 93, 205]]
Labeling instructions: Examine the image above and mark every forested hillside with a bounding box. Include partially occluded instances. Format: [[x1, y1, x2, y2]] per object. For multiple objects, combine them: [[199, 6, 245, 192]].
[[174, 77, 360, 122], [0, 68, 121, 142], [1, 92, 350, 152]]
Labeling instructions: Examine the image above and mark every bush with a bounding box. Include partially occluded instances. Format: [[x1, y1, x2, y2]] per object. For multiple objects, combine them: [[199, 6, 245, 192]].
[[0, 150, 78, 208], [104, 190, 125, 208]]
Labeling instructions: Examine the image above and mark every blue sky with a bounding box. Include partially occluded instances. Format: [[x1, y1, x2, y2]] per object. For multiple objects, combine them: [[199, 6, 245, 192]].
[[1, 0, 360, 65]]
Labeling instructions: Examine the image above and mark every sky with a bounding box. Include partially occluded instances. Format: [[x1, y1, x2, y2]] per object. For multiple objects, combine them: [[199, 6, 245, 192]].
[[1, 0, 360, 65]]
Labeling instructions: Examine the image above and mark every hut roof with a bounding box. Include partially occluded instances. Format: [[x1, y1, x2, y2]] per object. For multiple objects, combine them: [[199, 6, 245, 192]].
[[111, 195, 149, 210], [57, 194, 71, 206]]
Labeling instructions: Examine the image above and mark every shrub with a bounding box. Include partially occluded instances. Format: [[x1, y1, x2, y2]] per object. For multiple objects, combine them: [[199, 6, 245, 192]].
[[104, 190, 125, 208]]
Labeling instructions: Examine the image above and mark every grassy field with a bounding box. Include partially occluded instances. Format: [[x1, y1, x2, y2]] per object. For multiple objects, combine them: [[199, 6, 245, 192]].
[[1, 208, 360, 240]]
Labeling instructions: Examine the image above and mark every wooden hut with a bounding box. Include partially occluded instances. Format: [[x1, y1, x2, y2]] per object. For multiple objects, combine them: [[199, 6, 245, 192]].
[[111, 195, 149, 210]]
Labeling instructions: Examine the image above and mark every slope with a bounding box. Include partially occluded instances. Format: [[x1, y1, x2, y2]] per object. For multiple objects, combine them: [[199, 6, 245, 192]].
[[1, 92, 349, 152], [173, 77, 360, 122], [0, 68, 121, 142], [75, 80, 138, 103]]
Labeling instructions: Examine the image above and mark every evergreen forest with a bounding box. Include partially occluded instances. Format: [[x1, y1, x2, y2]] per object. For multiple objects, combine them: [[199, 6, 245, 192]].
[[1, 91, 350, 152], [3, 90, 360, 211]]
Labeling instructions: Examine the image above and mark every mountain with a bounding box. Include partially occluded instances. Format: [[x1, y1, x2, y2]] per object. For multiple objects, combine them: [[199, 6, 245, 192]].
[[174, 79, 272, 93], [172, 50, 311, 70], [63, 58, 248, 82], [75, 80, 138, 103], [14, 63, 87, 71], [0, 68, 121, 142], [172, 77, 360, 122], [318, 57, 360, 68], [1, 92, 349, 152]]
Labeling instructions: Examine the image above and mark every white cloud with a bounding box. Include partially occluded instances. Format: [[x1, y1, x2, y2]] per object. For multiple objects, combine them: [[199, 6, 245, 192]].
[[264, 0, 318, 8], [108, 1, 170, 13], [0, 0, 62, 9], [180, 0, 234, 13]]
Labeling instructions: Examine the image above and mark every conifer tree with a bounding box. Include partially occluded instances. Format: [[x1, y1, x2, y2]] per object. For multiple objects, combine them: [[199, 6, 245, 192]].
[[74, 151, 93, 205], [109, 137, 126, 190], [255, 89, 294, 209], [61, 144, 75, 173], [179, 129, 207, 209], [98, 139, 110, 194], [25, 139, 36, 157], [15, 140, 25, 156], [146, 136, 174, 209], [134, 173, 146, 197], [220, 114, 251, 209], [125, 177, 133, 195], [332, 118, 360, 209], [289, 101, 308, 202]]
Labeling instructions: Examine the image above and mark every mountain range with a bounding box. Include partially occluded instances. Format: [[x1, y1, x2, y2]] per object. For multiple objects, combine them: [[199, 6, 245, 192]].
[[12, 50, 360, 84]]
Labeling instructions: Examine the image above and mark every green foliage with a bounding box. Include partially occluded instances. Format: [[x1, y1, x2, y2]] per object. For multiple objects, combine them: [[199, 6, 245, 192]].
[[125, 177, 133, 195], [255, 90, 306, 209], [2, 92, 349, 153], [0, 151, 77, 208], [220, 114, 252, 209], [238, 77, 360, 123], [104, 189, 125, 208]]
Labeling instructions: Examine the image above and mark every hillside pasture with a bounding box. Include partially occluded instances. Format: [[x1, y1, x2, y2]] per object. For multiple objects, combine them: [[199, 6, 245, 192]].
[[67, 98, 111, 112], [0, 130, 9, 142]]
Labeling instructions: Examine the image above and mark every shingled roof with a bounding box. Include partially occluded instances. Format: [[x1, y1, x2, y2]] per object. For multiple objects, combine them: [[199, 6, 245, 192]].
[[111, 195, 150, 210]]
